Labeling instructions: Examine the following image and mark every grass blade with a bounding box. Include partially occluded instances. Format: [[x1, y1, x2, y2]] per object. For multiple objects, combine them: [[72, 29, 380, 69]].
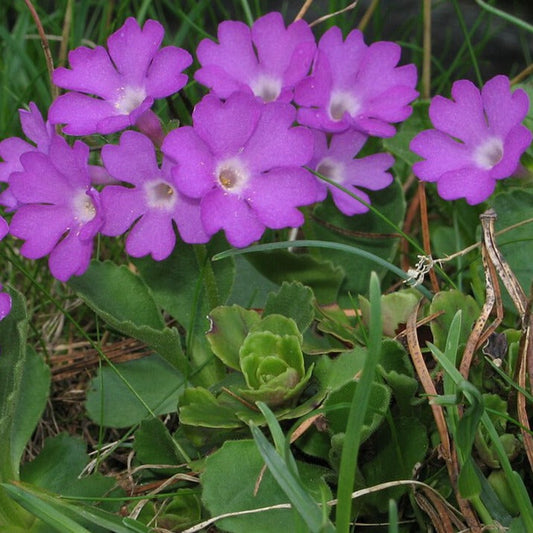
[[335, 272, 383, 532]]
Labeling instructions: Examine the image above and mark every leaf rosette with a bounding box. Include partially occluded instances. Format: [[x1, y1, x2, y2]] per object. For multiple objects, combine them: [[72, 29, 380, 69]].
[[239, 327, 313, 407]]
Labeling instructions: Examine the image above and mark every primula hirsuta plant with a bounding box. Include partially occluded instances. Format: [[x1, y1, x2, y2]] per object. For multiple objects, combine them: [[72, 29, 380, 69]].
[[410, 75, 532, 204], [0, 11, 530, 323]]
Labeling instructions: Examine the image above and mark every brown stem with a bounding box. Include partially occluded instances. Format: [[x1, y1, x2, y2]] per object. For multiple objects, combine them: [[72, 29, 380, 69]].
[[418, 182, 439, 293], [24, 0, 58, 101]]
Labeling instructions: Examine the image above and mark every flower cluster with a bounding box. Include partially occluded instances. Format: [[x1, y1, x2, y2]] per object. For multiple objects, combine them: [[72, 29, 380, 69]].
[[0, 11, 530, 319]]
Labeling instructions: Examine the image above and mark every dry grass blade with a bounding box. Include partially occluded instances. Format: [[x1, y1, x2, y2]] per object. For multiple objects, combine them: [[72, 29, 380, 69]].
[[406, 302, 482, 531], [460, 242, 502, 379], [406, 301, 451, 463], [517, 302, 533, 472]]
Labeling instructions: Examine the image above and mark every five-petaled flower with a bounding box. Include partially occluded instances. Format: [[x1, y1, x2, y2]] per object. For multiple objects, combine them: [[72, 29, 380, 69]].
[[410, 75, 532, 204], [100, 130, 209, 260], [162, 91, 319, 247], [8, 136, 103, 281], [294, 26, 418, 137], [195, 11, 316, 103], [310, 130, 395, 215], [49, 17, 192, 136]]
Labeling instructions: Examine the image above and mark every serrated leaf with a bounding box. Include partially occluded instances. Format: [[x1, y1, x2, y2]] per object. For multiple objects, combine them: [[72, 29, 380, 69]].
[[263, 281, 315, 334], [69, 260, 188, 373]]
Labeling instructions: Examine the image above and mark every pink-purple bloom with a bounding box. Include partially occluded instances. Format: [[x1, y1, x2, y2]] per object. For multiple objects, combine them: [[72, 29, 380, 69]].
[[8, 136, 103, 282], [195, 12, 316, 103], [0, 216, 11, 320], [294, 26, 418, 137], [310, 130, 395, 215], [410, 75, 532, 204], [0, 102, 55, 209], [49, 17, 192, 136], [162, 91, 319, 247], [100, 131, 209, 259]]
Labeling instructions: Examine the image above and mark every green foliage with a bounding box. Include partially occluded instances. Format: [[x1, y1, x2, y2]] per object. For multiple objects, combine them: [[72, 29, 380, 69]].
[[2, 1, 533, 531], [201, 439, 332, 533], [85, 354, 185, 428]]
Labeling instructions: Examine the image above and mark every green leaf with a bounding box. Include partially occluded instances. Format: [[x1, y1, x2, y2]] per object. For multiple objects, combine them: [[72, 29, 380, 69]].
[[86, 354, 185, 428], [429, 289, 480, 350], [359, 289, 420, 337], [250, 421, 335, 533], [11, 346, 50, 477], [133, 236, 233, 331], [134, 237, 234, 384], [206, 305, 261, 370], [242, 249, 344, 304], [0, 288, 33, 527], [201, 439, 332, 533], [68, 260, 164, 329], [68, 260, 188, 373], [178, 387, 243, 429], [228, 255, 280, 308], [310, 180, 406, 305], [20, 434, 118, 507], [263, 282, 315, 334], [361, 417, 428, 512], [133, 418, 183, 466]]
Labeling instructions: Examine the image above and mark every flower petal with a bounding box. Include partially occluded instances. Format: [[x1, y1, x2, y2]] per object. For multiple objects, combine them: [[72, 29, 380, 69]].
[[201, 188, 264, 247]]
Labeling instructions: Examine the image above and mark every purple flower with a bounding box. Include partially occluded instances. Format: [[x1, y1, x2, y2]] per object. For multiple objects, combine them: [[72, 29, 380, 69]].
[[0, 102, 55, 209], [195, 12, 316, 103], [162, 92, 319, 247], [0, 216, 11, 321], [49, 17, 192, 136], [294, 27, 418, 137], [410, 75, 532, 204], [8, 136, 103, 282], [100, 131, 209, 260], [310, 130, 394, 215]]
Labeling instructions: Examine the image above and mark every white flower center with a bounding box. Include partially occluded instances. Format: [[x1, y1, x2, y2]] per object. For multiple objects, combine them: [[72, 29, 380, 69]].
[[473, 137, 504, 170], [216, 158, 249, 195], [316, 157, 344, 184], [72, 190, 96, 223], [328, 91, 360, 121], [114, 86, 147, 115], [250, 75, 282, 103], [145, 180, 177, 210]]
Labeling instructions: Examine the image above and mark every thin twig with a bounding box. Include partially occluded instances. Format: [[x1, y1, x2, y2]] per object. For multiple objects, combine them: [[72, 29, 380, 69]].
[[182, 479, 461, 533], [23, 0, 58, 100], [294, 0, 314, 21], [418, 183, 440, 293], [310, 2, 358, 27], [357, 0, 380, 32]]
